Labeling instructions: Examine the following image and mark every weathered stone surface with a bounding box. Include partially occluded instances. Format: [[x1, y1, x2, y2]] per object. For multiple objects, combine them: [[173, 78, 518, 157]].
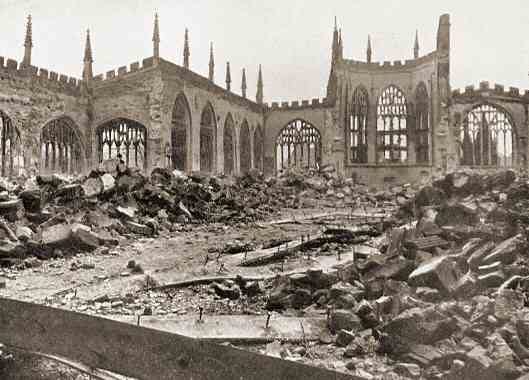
[[408, 256, 459, 294], [329, 309, 362, 334], [41, 223, 72, 246], [481, 235, 523, 266]]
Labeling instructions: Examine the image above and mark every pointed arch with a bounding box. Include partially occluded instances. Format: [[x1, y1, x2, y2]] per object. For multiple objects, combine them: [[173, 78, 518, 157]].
[[224, 113, 235, 175], [415, 82, 430, 163], [253, 124, 264, 172], [96, 118, 147, 170], [347, 85, 369, 164], [41, 116, 85, 175], [460, 103, 515, 168], [275, 119, 321, 171], [240, 120, 251, 174], [171, 92, 192, 171], [376, 85, 408, 163], [200, 102, 217, 173], [0, 110, 22, 177]]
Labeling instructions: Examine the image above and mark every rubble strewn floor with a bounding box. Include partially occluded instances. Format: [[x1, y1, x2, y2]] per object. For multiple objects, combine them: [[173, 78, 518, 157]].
[[3, 167, 529, 379]]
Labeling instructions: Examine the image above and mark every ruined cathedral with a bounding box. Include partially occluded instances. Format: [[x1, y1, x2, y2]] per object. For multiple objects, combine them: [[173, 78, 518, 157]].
[[0, 13, 526, 185]]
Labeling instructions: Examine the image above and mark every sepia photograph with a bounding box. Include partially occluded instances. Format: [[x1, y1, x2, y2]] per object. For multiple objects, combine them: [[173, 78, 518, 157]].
[[0, 0, 529, 378]]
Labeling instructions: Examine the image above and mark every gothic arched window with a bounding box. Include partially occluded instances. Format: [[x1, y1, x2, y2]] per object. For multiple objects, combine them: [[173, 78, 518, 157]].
[[376, 86, 408, 162], [347, 86, 369, 163], [415, 82, 430, 163], [461, 104, 514, 167], [276, 119, 321, 171]]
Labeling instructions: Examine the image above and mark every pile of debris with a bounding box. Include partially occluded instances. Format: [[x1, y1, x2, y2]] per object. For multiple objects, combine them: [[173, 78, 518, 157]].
[[228, 169, 529, 378], [0, 165, 391, 265]]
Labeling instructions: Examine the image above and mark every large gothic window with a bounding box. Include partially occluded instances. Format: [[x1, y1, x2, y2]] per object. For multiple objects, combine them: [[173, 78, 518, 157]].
[[415, 82, 430, 163], [347, 86, 369, 164], [240, 120, 251, 174], [97, 119, 147, 170], [200, 103, 217, 173], [41, 117, 84, 175], [276, 119, 321, 171], [253, 125, 264, 171], [0, 111, 22, 177], [376, 86, 408, 163], [171, 93, 191, 171], [461, 104, 514, 167], [224, 114, 235, 175]]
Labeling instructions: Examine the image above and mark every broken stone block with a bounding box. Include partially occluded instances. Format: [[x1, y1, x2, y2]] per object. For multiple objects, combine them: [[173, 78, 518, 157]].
[[41, 223, 72, 247], [394, 363, 421, 379], [71, 223, 100, 250], [336, 329, 355, 347], [481, 235, 523, 266], [329, 309, 362, 334], [81, 177, 103, 198], [478, 270, 506, 288], [116, 206, 137, 220], [19, 189, 42, 212], [124, 221, 152, 235], [101, 173, 116, 192], [408, 255, 459, 294], [211, 282, 240, 300], [467, 241, 495, 270], [15, 226, 33, 242]]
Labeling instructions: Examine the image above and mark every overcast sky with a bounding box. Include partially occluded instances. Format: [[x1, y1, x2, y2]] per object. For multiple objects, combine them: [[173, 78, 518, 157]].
[[1, 0, 528, 103]]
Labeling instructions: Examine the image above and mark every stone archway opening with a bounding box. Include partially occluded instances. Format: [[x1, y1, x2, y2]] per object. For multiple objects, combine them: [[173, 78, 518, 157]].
[[460, 103, 515, 168], [275, 119, 321, 172], [253, 125, 264, 172], [171, 93, 191, 172], [240, 120, 251, 174], [224, 114, 235, 175], [96, 118, 147, 171], [200, 103, 217, 173], [41, 117, 84, 175], [0, 110, 23, 177]]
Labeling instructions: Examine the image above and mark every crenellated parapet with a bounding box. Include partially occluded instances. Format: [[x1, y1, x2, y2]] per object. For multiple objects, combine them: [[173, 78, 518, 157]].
[[340, 51, 437, 72], [0, 56, 82, 95], [264, 98, 330, 111], [452, 81, 529, 102], [92, 57, 157, 83]]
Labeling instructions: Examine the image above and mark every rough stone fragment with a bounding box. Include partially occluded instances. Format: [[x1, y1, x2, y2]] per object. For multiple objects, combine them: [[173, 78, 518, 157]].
[[481, 235, 522, 266], [408, 255, 459, 294], [41, 223, 72, 246], [329, 309, 362, 334]]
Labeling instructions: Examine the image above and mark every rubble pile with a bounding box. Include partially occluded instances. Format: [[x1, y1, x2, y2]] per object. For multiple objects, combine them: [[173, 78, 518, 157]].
[[0, 166, 387, 265], [232, 169, 529, 378]]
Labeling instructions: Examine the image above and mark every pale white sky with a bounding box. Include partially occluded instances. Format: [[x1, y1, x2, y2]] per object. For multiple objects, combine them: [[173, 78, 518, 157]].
[[1, 0, 528, 103]]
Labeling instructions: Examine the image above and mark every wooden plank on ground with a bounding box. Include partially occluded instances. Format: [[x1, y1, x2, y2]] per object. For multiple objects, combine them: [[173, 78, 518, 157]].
[[110, 315, 327, 344], [0, 298, 360, 380]]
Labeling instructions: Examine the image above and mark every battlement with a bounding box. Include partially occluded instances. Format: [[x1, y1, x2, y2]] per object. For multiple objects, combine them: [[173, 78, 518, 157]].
[[341, 51, 437, 72], [264, 98, 328, 110], [93, 57, 156, 83], [0, 56, 82, 94], [452, 81, 529, 101]]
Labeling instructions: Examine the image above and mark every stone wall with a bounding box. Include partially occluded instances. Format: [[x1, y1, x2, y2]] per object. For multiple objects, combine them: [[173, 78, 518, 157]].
[[0, 57, 89, 173]]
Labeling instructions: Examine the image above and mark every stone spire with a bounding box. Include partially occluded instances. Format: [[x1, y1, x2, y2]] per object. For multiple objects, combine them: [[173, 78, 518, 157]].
[[152, 13, 160, 61], [366, 35, 372, 63], [208, 42, 214, 81], [22, 14, 33, 67], [83, 29, 93, 81], [241, 68, 247, 98], [225, 62, 231, 91], [256, 64, 263, 104], [338, 28, 343, 60], [331, 16, 340, 66], [183, 28, 190, 69], [414, 29, 419, 59]]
